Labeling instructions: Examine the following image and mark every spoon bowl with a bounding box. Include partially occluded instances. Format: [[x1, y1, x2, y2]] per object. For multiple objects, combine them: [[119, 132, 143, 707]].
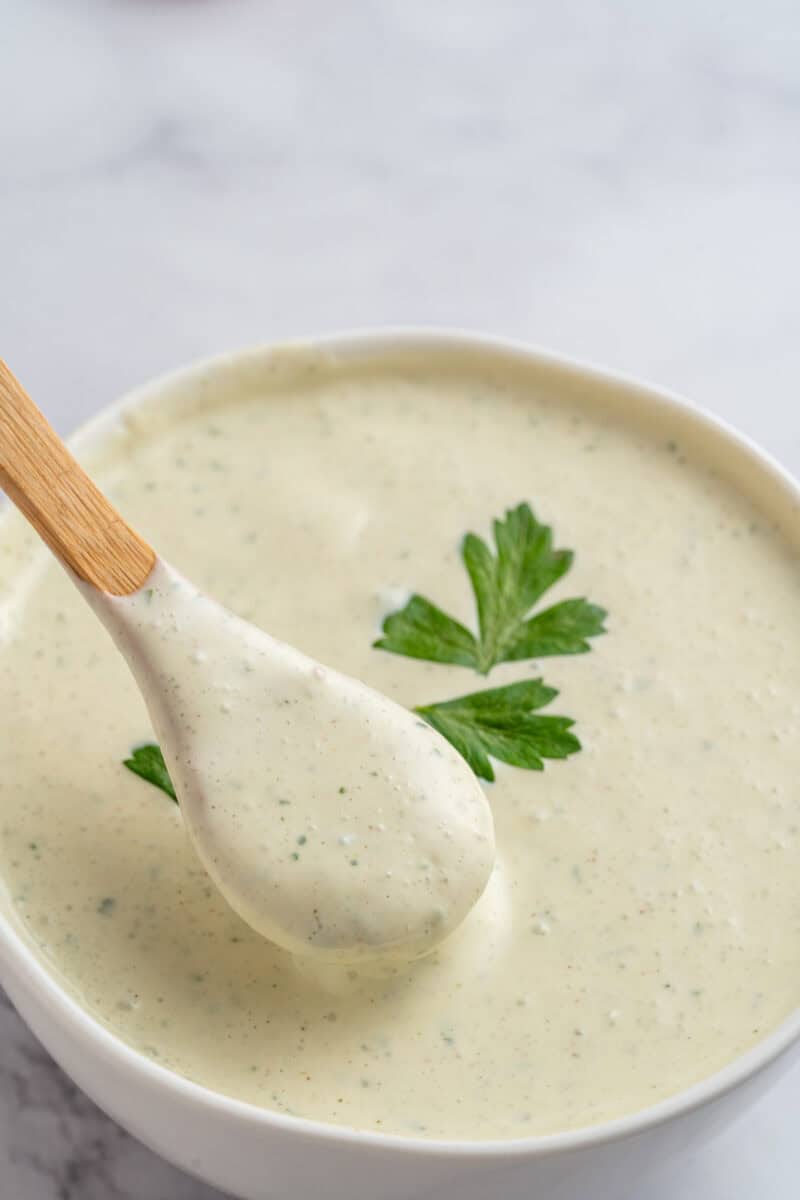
[[84, 558, 495, 961]]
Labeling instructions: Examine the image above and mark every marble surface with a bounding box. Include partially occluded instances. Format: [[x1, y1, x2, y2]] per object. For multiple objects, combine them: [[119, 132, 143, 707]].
[[1, 1, 800, 1196]]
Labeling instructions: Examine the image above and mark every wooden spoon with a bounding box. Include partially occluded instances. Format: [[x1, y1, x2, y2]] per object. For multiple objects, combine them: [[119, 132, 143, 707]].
[[0, 361, 495, 962], [0, 361, 154, 594]]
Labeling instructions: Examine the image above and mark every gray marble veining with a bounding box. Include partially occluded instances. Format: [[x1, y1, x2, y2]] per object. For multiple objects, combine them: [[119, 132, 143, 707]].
[[1, 0, 799, 1196], [0, 993, 228, 1199]]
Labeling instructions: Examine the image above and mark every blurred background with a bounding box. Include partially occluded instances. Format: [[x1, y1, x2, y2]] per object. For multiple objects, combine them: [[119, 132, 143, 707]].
[[1, 2, 799, 1197]]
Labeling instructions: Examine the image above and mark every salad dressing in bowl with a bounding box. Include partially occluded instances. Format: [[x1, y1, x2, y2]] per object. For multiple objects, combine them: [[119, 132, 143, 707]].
[[0, 335, 799, 1172]]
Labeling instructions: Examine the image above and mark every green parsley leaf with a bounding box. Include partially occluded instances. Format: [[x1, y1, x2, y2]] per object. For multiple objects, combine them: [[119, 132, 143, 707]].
[[415, 679, 580, 782], [502, 597, 609, 662], [374, 595, 479, 668], [123, 744, 177, 803], [375, 502, 606, 674]]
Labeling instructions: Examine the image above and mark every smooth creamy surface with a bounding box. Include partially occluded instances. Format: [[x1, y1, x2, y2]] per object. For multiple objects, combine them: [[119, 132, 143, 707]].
[[1, 348, 800, 1140], [84, 559, 494, 961]]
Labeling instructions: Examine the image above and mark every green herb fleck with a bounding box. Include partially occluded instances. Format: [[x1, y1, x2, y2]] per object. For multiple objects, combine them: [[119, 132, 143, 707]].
[[123, 744, 177, 803], [415, 679, 580, 782], [375, 503, 606, 674]]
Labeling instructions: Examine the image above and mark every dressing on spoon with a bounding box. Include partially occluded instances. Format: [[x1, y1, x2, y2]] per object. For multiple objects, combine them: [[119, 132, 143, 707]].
[[0, 361, 495, 962]]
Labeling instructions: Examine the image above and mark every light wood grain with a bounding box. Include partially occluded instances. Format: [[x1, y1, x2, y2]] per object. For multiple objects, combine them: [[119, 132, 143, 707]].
[[0, 361, 155, 595]]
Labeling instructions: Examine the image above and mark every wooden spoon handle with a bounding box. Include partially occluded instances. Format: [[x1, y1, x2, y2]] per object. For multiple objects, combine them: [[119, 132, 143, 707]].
[[0, 361, 155, 596]]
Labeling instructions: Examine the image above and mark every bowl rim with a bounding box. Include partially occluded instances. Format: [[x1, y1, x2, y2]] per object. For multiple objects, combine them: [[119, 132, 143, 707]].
[[2, 324, 800, 1161]]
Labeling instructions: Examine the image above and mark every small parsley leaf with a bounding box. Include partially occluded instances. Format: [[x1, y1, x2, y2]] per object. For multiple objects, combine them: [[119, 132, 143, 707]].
[[503, 597, 608, 661], [415, 679, 580, 782], [462, 503, 572, 671], [123, 744, 177, 803], [374, 595, 479, 668], [375, 502, 606, 674]]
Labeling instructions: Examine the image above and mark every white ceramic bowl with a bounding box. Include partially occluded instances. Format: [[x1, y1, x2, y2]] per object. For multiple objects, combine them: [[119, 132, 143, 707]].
[[2, 331, 800, 1200]]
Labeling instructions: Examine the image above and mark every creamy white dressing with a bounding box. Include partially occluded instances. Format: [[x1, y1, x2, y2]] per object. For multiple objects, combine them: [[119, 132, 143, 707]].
[[1, 346, 800, 1140], [81, 560, 494, 961]]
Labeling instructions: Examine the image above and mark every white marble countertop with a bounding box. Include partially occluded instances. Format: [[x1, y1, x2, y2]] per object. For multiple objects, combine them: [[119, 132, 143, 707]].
[[1, 1, 799, 1196]]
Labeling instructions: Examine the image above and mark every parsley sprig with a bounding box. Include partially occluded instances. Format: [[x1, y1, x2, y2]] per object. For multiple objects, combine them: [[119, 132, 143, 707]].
[[375, 503, 605, 674], [376, 502, 606, 781], [415, 679, 579, 782]]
